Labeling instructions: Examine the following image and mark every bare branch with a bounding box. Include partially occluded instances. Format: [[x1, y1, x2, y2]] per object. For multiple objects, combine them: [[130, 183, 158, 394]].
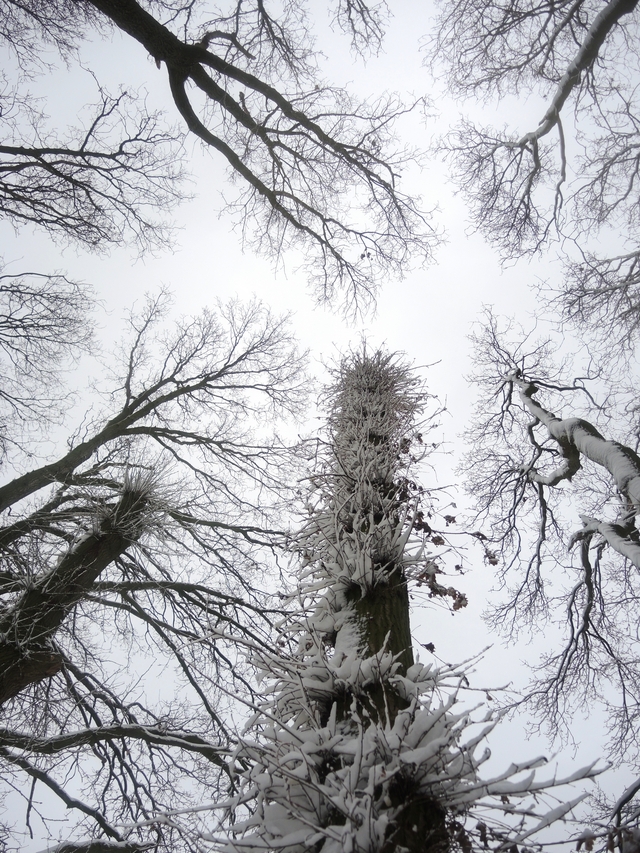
[[430, 0, 640, 358], [0, 78, 185, 252], [83, 0, 434, 307]]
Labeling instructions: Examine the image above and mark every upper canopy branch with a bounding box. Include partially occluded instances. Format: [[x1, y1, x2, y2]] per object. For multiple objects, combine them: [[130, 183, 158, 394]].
[[83, 0, 433, 307], [431, 0, 640, 320], [520, 0, 639, 146]]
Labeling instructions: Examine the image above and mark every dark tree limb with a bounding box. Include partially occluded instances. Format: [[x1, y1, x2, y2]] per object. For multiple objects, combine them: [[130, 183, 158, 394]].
[[0, 485, 149, 704]]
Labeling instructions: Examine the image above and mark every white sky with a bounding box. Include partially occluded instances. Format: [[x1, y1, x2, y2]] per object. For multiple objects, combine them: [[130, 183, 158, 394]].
[[1, 1, 630, 846]]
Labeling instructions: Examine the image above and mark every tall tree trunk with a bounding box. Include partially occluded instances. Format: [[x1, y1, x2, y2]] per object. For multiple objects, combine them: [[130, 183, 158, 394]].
[[219, 351, 601, 853], [326, 353, 416, 726], [322, 351, 448, 852], [225, 351, 453, 852]]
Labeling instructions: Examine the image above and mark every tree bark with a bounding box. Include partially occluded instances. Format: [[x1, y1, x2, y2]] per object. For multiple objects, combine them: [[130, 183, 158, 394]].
[[0, 487, 147, 704]]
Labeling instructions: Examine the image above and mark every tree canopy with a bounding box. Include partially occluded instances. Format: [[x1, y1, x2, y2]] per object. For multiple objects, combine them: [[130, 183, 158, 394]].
[[0, 0, 437, 308], [428, 0, 640, 356], [4, 0, 640, 850]]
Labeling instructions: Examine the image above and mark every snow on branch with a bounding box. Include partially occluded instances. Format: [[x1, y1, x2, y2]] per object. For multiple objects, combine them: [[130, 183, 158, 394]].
[[457, 315, 640, 776], [511, 372, 640, 568]]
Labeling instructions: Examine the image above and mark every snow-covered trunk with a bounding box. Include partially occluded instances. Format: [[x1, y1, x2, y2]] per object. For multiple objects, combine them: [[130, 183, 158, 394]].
[[216, 352, 600, 853], [224, 350, 453, 852], [347, 573, 413, 723], [323, 352, 416, 727], [318, 353, 445, 851]]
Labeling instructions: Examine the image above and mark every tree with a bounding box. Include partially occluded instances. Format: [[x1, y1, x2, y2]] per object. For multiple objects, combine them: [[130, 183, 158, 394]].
[[0, 287, 306, 852], [464, 313, 640, 806], [427, 0, 640, 354], [199, 349, 599, 853], [422, 0, 640, 803], [1, 0, 436, 307]]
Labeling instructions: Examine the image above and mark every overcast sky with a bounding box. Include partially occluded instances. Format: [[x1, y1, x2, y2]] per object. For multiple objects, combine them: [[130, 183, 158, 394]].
[[2, 2, 625, 843]]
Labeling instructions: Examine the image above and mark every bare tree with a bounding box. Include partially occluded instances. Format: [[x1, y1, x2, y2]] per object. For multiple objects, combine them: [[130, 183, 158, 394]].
[[427, 0, 640, 353], [463, 312, 640, 792], [0, 289, 307, 852], [1, 0, 435, 307], [85, 0, 433, 306]]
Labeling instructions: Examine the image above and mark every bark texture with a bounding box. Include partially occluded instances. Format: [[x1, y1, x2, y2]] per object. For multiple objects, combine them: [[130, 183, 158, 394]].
[[0, 486, 148, 704]]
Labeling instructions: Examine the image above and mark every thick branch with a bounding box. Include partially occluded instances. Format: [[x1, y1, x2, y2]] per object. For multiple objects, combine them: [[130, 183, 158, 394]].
[[572, 514, 640, 567], [0, 723, 228, 766], [0, 360, 237, 512], [0, 486, 148, 704], [512, 374, 640, 505], [521, 0, 639, 145]]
